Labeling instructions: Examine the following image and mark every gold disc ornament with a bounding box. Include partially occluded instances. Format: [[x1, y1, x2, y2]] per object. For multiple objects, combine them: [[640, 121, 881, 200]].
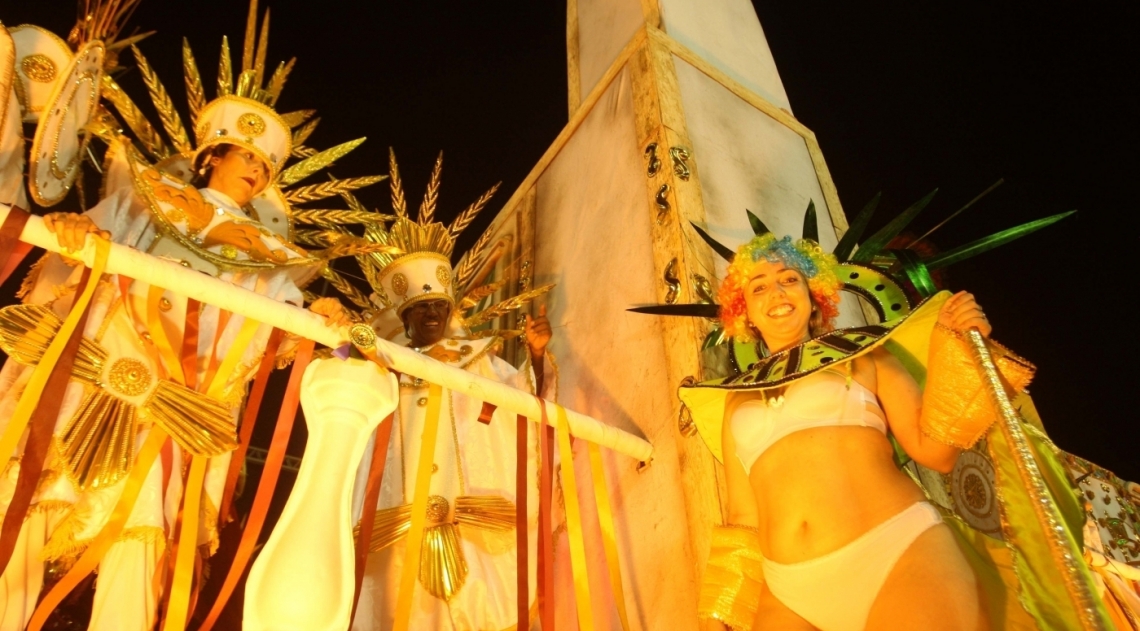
[[28, 39, 105, 207]]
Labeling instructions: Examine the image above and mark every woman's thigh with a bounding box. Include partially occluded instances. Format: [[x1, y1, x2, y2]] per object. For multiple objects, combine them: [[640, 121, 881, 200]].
[[865, 523, 986, 631], [752, 588, 817, 631]]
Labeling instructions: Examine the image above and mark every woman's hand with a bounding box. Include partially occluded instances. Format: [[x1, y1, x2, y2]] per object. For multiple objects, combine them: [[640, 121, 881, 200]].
[[937, 290, 992, 338], [43, 212, 110, 253], [309, 297, 353, 328]]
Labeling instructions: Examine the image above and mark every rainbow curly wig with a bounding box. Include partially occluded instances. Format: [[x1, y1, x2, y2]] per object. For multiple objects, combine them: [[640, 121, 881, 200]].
[[717, 234, 843, 342]]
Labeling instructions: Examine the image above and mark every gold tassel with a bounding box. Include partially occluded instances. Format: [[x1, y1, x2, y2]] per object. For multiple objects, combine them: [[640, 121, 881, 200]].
[[57, 388, 138, 490], [420, 523, 467, 601], [361, 495, 516, 602], [146, 380, 237, 457]]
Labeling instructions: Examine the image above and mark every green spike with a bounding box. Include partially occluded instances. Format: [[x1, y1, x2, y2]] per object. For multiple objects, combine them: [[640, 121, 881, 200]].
[[924, 211, 1075, 271], [702, 327, 728, 349], [690, 222, 735, 262], [746, 209, 771, 237], [892, 248, 939, 298], [802, 200, 819, 243], [851, 189, 938, 263], [833, 192, 881, 262]]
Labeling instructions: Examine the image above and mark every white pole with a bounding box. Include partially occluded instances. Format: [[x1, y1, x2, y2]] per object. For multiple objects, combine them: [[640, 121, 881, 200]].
[[0, 204, 653, 461]]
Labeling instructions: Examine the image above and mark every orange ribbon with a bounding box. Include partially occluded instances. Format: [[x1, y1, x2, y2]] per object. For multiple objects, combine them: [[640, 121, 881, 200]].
[[196, 339, 315, 631]]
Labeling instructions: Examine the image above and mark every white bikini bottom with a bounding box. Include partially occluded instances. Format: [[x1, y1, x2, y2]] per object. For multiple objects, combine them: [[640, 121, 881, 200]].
[[762, 502, 942, 631]]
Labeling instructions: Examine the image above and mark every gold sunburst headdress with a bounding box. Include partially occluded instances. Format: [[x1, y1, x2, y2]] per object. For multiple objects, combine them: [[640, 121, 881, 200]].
[[94, 0, 388, 266], [352, 149, 552, 341]]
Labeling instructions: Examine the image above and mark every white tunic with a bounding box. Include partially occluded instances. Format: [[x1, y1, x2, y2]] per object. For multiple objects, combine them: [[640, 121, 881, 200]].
[[0, 184, 305, 630], [352, 338, 554, 631]]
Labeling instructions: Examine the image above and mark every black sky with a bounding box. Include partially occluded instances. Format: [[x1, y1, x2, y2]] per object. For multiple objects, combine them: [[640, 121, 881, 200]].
[[4, 1, 1136, 480]]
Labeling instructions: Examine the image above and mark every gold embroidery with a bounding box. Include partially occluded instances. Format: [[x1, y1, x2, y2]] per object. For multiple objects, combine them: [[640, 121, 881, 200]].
[[236, 112, 266, 137], [423, 345, 462, 363], [20, 54, 56, 83], [107, 358, 151, 397], [435, 265, 451, 288], [141, 168, 215, 234], [202, 221, 290, 263], [391, 272, 408, 297]]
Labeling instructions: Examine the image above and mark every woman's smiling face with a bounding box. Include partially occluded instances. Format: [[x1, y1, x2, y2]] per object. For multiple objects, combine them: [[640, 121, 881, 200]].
[[744, 259, 813, 352]]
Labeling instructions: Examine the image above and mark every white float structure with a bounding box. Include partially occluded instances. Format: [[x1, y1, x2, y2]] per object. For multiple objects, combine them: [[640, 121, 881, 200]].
[[244, 357, 398, 631], [468, 0, 853, 626]]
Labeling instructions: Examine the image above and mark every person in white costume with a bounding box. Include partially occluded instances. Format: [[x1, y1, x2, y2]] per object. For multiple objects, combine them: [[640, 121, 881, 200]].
[[351, 155, 555, 631], [0, 3, 379, 627]]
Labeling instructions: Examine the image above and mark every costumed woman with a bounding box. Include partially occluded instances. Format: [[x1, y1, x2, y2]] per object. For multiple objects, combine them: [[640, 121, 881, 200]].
[[642, 202, 1127, 630], [0, 3, 381, 628], [700, 232, 999, 630], [349, 152, 556, 630]]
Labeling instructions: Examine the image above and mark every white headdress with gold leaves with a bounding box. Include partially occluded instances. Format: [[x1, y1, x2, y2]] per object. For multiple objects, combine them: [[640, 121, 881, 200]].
[[352, 150, 553, 341], [95, 0, 388, 259]]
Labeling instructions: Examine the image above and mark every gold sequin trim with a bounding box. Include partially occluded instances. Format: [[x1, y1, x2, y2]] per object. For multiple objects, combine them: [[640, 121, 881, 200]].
[[107, 358, 152, 397], [20, 54, 57, 83]]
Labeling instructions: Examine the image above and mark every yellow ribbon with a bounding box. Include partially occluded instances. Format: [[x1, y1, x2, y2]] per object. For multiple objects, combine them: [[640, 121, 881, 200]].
[[0, 238, 109, 470], [394, 383, 443, 631], [28, 426, 168, 630], [587, 441, 630, 631], [146, 284, 184, 384], [205, 316, 261, 399], [161, 454, 207, 631], [555, 403, 595, 631]]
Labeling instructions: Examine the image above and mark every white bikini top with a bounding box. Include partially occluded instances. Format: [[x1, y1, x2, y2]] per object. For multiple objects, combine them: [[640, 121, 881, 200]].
[[730, 368, 886, 473]]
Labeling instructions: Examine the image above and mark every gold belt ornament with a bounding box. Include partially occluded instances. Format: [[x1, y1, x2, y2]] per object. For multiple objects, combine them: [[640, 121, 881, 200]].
[[0, 305, 238, 490], [357, 494, 516, 601]]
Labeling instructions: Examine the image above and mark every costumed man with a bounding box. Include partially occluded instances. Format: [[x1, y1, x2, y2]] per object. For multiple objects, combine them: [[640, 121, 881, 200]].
[[350, 153, 556, 631], [0, 2, 382, 628]]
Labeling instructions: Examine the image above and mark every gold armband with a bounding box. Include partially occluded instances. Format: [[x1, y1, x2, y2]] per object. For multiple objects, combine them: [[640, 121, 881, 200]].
[[920, 323, 1036, 448], [697, 525, 764, 631]]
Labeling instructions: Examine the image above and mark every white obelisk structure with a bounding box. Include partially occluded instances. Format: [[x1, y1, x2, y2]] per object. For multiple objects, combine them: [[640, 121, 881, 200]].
[[476, 1, 852, 628]]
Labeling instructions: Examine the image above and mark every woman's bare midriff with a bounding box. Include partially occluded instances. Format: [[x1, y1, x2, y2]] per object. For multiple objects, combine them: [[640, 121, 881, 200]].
[[748, 425, 927, 564]]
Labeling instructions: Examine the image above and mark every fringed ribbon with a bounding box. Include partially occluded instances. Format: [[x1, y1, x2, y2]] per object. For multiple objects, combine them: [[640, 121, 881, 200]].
[[393, 383, 444, 631], [28, 427, 169, 630], [351, 412, 396, 623], [0, 205, 33, 286], [554, 403, 595, 631], [0, 238, 108, 576], [218, 328, 284, 522], [206, 317, 262, 400], [516, 413, 529, 628], [196, 339, 315, 631], [478, 401, 497, 425], [180, 298, 201, 391], [587, 441, 630, 631], [162, 455, 208, 631], [537, 398, 555, 630]]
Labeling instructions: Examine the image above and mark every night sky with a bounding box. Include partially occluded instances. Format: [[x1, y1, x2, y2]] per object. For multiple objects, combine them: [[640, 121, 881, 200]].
[[4, 0, 1135, 486]]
